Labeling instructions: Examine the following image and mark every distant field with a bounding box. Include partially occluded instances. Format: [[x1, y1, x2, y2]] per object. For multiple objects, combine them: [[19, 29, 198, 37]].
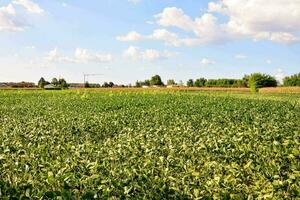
[[259, 87, 300, 94], [0, 90, 299, 199], [1, 86, 300, 94]]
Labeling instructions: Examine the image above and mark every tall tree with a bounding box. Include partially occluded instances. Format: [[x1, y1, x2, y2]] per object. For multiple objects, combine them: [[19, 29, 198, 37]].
[[194, 78, 207, 87], [167, 79, 176, 85], [150, 75, 164, 86], [283, 73, 300, 86], [51, 78, 58, 86], [187, 79, 194, 87], [38, 77, 47, 88]]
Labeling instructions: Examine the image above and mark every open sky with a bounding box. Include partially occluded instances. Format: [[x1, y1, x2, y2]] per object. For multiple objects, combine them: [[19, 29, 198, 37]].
[[0, 0, 299, 84]]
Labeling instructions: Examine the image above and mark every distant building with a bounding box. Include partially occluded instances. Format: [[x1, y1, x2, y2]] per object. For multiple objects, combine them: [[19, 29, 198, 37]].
[[167, 85, 180, 88], [68, 83, 84, 89], [44, 84, 61, 90], [0, 83, 8, 88]]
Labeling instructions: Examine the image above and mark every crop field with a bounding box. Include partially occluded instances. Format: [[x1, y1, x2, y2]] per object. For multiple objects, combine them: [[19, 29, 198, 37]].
[[0, 89, 299, 199]]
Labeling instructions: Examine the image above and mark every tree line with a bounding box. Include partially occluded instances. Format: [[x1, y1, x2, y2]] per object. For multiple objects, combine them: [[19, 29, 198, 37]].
[[135, 72, 300, 91], [1, 72, 298, 89]]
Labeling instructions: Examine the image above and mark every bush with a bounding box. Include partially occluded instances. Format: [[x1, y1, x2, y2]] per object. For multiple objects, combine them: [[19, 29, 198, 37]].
[[247, 73, 277, 89], [205, 79, 246, 88], [283, 73, 300, 86], [150, 75, 164, 86], [194, 78, 207, 87], [187, 79, 194, 87]]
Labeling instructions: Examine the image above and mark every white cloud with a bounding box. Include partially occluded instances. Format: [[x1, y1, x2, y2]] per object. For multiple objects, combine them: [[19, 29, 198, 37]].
[[75, 48, 113, 63], [154, 7, 227, 44], [0, 4, 24, 31], [12, 0, 44, 14], [118, 2, 300, 46], [123, 46, 176, 61], [209, 0, 300, 44], [0, 0, 44, 32], [46, 48, 113, 64], [116, 31, 143, 41], [155, 7, 195, 31], [266, 59, 272, 64], [235, 54, 247, 59], [201, 58, 215, 65], [117, 29, 203, 47], [149, 29, 203, 46]]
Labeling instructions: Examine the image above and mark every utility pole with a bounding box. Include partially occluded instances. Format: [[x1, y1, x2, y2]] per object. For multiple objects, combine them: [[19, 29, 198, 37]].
[[83, 73, 103, 85]]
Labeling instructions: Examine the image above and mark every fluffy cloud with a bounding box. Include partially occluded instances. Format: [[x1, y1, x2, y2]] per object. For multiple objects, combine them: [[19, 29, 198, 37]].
[[116, 31, 143, 41], [155, 7, 195, 31], [0, 4, 23, 31], [201, 58, 215, 65], [209, 0, 300, 44], [154, 7, 227, 44], [117, 29, 202, 47], [123, 46, 176, 61], [0, 0, 44, 32], [117, 7, 227, 46], [118, 1, 300, 46], [46, 48, 113, 64], [12, 0, 44, 14]]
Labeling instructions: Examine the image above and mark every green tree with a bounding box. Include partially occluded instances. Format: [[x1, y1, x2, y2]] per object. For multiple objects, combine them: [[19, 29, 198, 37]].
[[108, 82, 114, 88], [144, 80, 151, 86], [249, 73, 277, 88], [194, 78, 207, 87], [135, 81, 142, 87], [150, 75, 164, 86], [283, 73, 300, 86], [38, 77, 47, 88], [84, 82, 90, 88], [51, 78, 59, 86], [187, 79, 194, 87], [58, 78, 68, 89], [167, 79, 176, 86], [102, 82, 109, 88]]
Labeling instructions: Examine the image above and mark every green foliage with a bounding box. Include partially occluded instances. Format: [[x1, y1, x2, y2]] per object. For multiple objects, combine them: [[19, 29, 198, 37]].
[[247, 73, 277, 88], [38, 77, 47, 88], [187, 79, 194, 87], [249, 79, 259, 93], [194, 78, 207, 87], [136, 80, 150, 87], [0, 90, 299, 199], [84, 82, 90, 88], [102, 82, 114, 88], [135, 80, 142, 87], [167, 79, 176, 86], [205, 79, 246, 88], [51, 78, 59, 86], [283, 73, 300, 86], [58, 78, 68, 89], [150, 75, 164, 86]]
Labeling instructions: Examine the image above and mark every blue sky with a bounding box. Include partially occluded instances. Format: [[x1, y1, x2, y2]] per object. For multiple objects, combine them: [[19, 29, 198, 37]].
[[0, 0, 299, 84]]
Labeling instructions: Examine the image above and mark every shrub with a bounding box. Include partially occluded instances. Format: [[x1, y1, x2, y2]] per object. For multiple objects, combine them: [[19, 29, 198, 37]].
[[283, 73, 300, 86]]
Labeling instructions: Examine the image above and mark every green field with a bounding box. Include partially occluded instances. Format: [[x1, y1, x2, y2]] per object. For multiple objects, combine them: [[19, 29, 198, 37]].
[[0, 90, 299, 199]]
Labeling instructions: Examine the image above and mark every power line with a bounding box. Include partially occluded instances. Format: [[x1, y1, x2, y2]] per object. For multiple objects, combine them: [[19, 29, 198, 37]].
[[83, 73, 103, 84]]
